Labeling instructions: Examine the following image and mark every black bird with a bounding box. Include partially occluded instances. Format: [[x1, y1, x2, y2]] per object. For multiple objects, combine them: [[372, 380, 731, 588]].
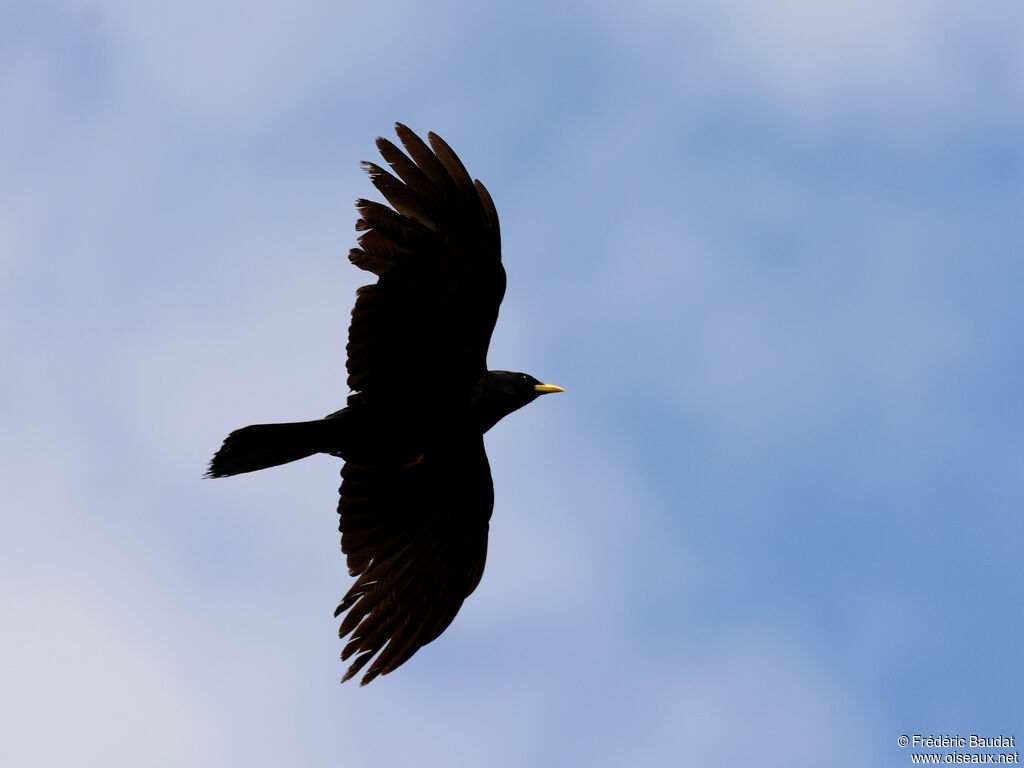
[[207, 124, 563, 685]]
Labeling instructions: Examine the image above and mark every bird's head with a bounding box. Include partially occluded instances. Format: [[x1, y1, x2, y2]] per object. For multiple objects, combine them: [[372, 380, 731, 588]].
[[473, 370, 564, 433]]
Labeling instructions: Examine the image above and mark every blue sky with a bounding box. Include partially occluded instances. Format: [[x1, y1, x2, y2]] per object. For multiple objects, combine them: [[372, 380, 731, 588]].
[[2, 1, 1022, 766]]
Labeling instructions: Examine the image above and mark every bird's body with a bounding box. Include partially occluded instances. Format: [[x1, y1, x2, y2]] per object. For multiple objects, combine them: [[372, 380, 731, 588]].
[[208, 125, 562, 684]]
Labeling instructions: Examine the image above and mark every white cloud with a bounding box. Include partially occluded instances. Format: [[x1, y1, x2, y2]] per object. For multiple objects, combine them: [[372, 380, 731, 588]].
[[98, 1, 433, 132], [613, 623, 875, 766], [607, 0, 1024, 118]]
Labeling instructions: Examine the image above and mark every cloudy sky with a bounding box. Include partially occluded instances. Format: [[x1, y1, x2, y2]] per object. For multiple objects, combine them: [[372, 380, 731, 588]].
[[3, 1, 1022, 766]]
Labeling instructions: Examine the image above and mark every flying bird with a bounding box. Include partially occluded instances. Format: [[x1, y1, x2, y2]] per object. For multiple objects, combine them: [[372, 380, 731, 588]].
[[207, 124, 564, 685]]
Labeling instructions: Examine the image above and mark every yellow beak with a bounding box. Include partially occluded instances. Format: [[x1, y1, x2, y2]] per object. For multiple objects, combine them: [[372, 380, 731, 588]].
[[534, 383, 566, 394]]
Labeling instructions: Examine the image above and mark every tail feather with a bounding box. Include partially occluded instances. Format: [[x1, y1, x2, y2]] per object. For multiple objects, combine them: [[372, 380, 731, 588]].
[[206, 420, 334, 478]]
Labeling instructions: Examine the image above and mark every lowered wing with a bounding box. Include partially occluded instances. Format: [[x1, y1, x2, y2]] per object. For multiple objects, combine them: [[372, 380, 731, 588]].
[[336, 439, 493, 684]]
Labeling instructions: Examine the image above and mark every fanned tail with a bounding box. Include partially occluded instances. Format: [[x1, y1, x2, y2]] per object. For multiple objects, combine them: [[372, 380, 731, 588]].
[[206, 420, 335, 478]]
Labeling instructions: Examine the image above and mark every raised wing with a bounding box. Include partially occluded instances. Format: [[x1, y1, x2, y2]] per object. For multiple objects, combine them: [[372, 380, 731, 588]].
[[346, 123, 505, 410], [335, 440, 493, 684]]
